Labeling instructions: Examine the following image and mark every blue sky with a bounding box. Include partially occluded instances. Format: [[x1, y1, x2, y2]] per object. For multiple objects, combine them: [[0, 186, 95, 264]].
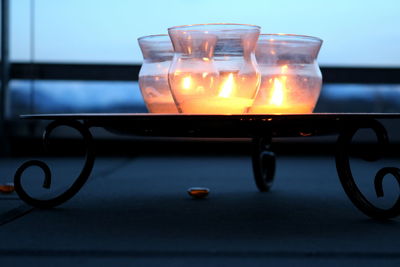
[[10, 0, 400, 67]]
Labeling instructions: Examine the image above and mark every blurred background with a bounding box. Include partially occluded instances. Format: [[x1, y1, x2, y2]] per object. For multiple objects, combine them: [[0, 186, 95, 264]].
[[1, 0, 400, 154]]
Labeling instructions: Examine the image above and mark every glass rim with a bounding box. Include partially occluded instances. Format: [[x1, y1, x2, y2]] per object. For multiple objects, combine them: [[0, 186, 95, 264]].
[[168, 23, 261, 32], [138, 34, 170, 41], [259, 33, 323, 44]]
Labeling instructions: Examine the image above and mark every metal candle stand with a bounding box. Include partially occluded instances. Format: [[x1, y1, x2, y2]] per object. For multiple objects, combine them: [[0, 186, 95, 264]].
[[14, 113, 400, 219]]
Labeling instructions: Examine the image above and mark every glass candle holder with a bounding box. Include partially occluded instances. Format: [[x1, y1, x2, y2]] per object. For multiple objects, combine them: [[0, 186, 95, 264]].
[[249, 34, 323, 114], [138, 34, 178, 113], [168, 23, 261, 114]]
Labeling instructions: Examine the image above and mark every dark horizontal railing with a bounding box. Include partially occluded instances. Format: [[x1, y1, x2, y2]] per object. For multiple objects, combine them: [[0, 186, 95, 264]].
[[10, 63, 400, 84], [11, 63, 141, 81]]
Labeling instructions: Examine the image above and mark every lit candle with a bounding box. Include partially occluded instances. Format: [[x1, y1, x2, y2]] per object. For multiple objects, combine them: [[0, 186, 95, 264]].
[[177, 72, 253, 114], [138, 34, 178, 113], [179, 97, 253, 114], [143, 85, 178, 113], [250, 65, 317, 114], [168, 23, 261, 114]]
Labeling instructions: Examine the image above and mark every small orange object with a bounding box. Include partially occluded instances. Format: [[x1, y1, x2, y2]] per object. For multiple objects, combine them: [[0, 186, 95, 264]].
[[0, 183, 15, 194], [187, 187, 210, 199]]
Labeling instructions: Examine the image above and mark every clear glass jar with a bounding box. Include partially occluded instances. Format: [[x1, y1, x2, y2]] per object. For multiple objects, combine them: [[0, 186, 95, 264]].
[[168, 23, 261, 114], [250, 34, 323, 114], [138, 34, 178, 113]]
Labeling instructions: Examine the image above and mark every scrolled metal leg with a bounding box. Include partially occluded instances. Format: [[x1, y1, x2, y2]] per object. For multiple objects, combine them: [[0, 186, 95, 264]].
[[335, 119, 400, 219], [14, 120, 95, 208], [252, 136, 276, 192]]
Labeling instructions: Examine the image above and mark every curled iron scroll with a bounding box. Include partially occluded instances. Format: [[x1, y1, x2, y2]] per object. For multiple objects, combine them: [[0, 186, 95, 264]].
[[335, 119, 400, 219], [14, 120, 95, 208]]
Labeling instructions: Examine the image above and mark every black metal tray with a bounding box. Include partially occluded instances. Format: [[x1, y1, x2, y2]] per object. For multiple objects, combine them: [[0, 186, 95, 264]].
[[21, 113, 400, 138], [15, 113, 400, 220]]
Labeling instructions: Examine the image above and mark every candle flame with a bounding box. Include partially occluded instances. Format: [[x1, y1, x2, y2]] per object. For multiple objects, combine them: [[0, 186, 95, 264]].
[[218, 73, 236, 98], [269, 65, 289, 106], [182, 76, 192, 90], [269, 76, 287, 106]]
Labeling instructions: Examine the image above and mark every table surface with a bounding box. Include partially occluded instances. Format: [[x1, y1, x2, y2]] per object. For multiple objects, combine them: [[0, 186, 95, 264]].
[[1, 155, 400, 265]]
